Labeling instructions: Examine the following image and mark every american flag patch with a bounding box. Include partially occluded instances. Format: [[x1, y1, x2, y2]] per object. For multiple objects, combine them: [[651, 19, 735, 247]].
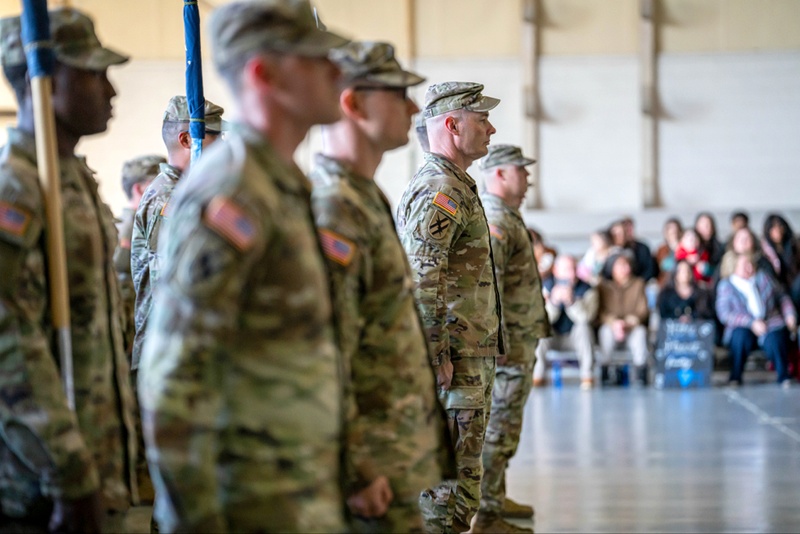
[[432, 192, 458, 216], [0, 201, 31, 237], [489, 224, 505, 241], [203, 196, 256, 251], [318, 228, 355, 267]]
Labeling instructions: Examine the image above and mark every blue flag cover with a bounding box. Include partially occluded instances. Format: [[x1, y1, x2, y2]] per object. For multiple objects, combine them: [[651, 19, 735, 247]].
[[184, 0, 205, 164], [21, 0, 54, 78]]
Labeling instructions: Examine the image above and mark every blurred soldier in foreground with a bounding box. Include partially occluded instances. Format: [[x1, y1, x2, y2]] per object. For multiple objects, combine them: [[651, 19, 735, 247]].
[[114, 154, 164, 356], [130, 96, 224, 380], [0, 8, 136, 532], [311, 41, 452, 532], [137, 1, 349, 532], [475, 145, 551, 533], [396, 82, 503, 533]]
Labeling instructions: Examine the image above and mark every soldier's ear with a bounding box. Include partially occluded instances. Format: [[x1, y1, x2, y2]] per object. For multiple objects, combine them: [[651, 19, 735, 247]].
[[339, 87, 362, 119], [178, 130, 192, 149], [444, 115, 459, 135]]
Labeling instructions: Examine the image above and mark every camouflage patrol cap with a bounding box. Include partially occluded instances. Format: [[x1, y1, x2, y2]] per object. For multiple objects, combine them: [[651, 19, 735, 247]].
[[0, 7, 128, 71], [209, 0, 349, 69], [163, 96, 228, 133], [121, 154, 166, 199], [331, 41, 424, 88], [479, 144, 536, 170], [422, 81, 499, 119]]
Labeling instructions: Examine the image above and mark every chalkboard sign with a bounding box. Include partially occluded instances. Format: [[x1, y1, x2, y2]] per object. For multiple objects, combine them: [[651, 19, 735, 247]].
[[654, 319, 715, 388]]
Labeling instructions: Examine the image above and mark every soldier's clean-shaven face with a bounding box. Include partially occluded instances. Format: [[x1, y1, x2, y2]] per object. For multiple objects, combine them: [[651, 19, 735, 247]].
[[357, 87, 420, 152], [279, 55, 343, 127], [454, 110, 496, 162], [52, 64, 116, 137]]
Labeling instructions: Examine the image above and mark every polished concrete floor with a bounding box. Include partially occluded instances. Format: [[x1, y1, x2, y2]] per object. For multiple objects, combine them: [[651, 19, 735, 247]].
[[125, 376, 800, 533], [507, 378, 800, 533]]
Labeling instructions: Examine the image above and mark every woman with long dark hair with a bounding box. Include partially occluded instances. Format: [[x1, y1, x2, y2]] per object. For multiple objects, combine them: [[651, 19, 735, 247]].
[[761, 213, 799, 290], [695, 212, 724, 271], [658, 260, 715, 321]]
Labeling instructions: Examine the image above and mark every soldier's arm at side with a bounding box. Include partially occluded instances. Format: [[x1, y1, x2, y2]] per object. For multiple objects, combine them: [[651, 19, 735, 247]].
[[489, 228, 510, 360], [403, 200, 459, 369], [138, 202, 262, 532], [311, 195, 384, 496], [0, 211, 100, 502]]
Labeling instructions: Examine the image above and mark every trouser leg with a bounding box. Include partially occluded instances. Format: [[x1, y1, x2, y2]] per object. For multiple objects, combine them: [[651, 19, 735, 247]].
[[570, 323, 595, 380], [761, 328, 790, 383], [479, 360, 533, 515], [727, 327, 757, 383]]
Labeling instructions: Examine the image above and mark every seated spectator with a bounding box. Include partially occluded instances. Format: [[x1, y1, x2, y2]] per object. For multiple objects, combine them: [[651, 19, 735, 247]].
[[577, 230, 614, 286], [695, 212, 724, 271], [597, 253, 650, 386], [716, 253, 797, 386], [534, 255, 599, 389], [719, 227, 773, 280], [529, 227, 557, 280], [658, 260, 715, 322], [725, 210, 750, 249], [606, 217, 658, 282], [675, 229, 713, 285], [655, 217, 683, 287], [761, 213, 799, 290]]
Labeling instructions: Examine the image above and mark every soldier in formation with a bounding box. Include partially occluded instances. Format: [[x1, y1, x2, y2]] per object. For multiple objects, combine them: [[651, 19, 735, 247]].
[[310, 40, 453, 532], [0, 7, 137, 532], [396, 81, 504, 533], [475, 145, 552, 533]]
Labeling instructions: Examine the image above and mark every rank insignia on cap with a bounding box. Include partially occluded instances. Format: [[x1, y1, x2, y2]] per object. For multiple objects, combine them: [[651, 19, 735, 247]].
[[489, 224, 505, 241], [203, 196, 256, 252], [0, 201, 32, 237], [318, 228, 355, 267], [432, 192, 458, 217]]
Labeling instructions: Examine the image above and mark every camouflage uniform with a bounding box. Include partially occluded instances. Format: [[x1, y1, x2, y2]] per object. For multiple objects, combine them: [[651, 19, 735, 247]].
[[396, 82, 504, 533], [311, 151, 445, 532], [0, 9, 137, 526], [138, 122, 346, 532], [478, 147, 551, 522], [0, 127, 138, 520], [114, 155, 164, 358], [130, 97, 225, 375]]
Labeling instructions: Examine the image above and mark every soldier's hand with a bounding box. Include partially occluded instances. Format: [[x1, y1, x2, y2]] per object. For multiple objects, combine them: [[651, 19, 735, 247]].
[[49, 490, 104, 533], [435, 359, 454, 391], [347, 475, 393, 518]]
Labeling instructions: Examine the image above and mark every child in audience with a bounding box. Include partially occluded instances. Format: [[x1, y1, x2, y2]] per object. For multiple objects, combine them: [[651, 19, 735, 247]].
[[675, 229, 713, 284]]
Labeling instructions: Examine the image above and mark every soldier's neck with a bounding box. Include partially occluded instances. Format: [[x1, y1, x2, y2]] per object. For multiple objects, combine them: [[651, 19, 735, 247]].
[[322, 123, 382, 180], [429, 143, 472, 173]]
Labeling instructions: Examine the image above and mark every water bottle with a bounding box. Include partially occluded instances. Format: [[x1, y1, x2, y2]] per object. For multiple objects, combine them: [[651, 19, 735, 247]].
[[620, 364, 630, 387], [552, 361, 563, 388]]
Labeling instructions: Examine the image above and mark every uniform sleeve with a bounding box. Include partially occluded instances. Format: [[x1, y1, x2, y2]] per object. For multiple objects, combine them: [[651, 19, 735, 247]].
[[401, 191, 461, 366], [311, 192, 381, 494], [527, 247, 552, 339], [138, 198, 263, 533], [0, 197, 100, 501]]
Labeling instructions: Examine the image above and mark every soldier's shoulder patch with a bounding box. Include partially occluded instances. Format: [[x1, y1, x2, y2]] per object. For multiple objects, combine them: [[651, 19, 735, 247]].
[[489, 224, 506, 241], [318, 228, 355, 267], [0, 201, 32, 238], [427, 209, 454, 242], [432, 191, 459, 217], [203, 196, 257, 252]]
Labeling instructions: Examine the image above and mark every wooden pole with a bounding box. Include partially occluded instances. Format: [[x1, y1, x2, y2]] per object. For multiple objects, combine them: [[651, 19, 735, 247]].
[[22, 0, 74, 411]]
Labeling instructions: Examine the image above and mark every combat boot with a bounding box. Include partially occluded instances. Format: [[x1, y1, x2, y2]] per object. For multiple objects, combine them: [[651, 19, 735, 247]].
[[501, 497, 534, 518], [470, 511, 533, 533]]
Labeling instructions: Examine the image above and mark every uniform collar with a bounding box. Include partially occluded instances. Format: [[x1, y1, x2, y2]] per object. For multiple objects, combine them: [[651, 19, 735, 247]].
[[481, 191, 523, 220], [424, 151, 477, 190], [236, 123, 312, 196]]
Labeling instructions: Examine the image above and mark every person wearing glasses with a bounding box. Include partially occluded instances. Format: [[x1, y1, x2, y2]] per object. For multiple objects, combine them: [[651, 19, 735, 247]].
[[310, 41, 451, 533]]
